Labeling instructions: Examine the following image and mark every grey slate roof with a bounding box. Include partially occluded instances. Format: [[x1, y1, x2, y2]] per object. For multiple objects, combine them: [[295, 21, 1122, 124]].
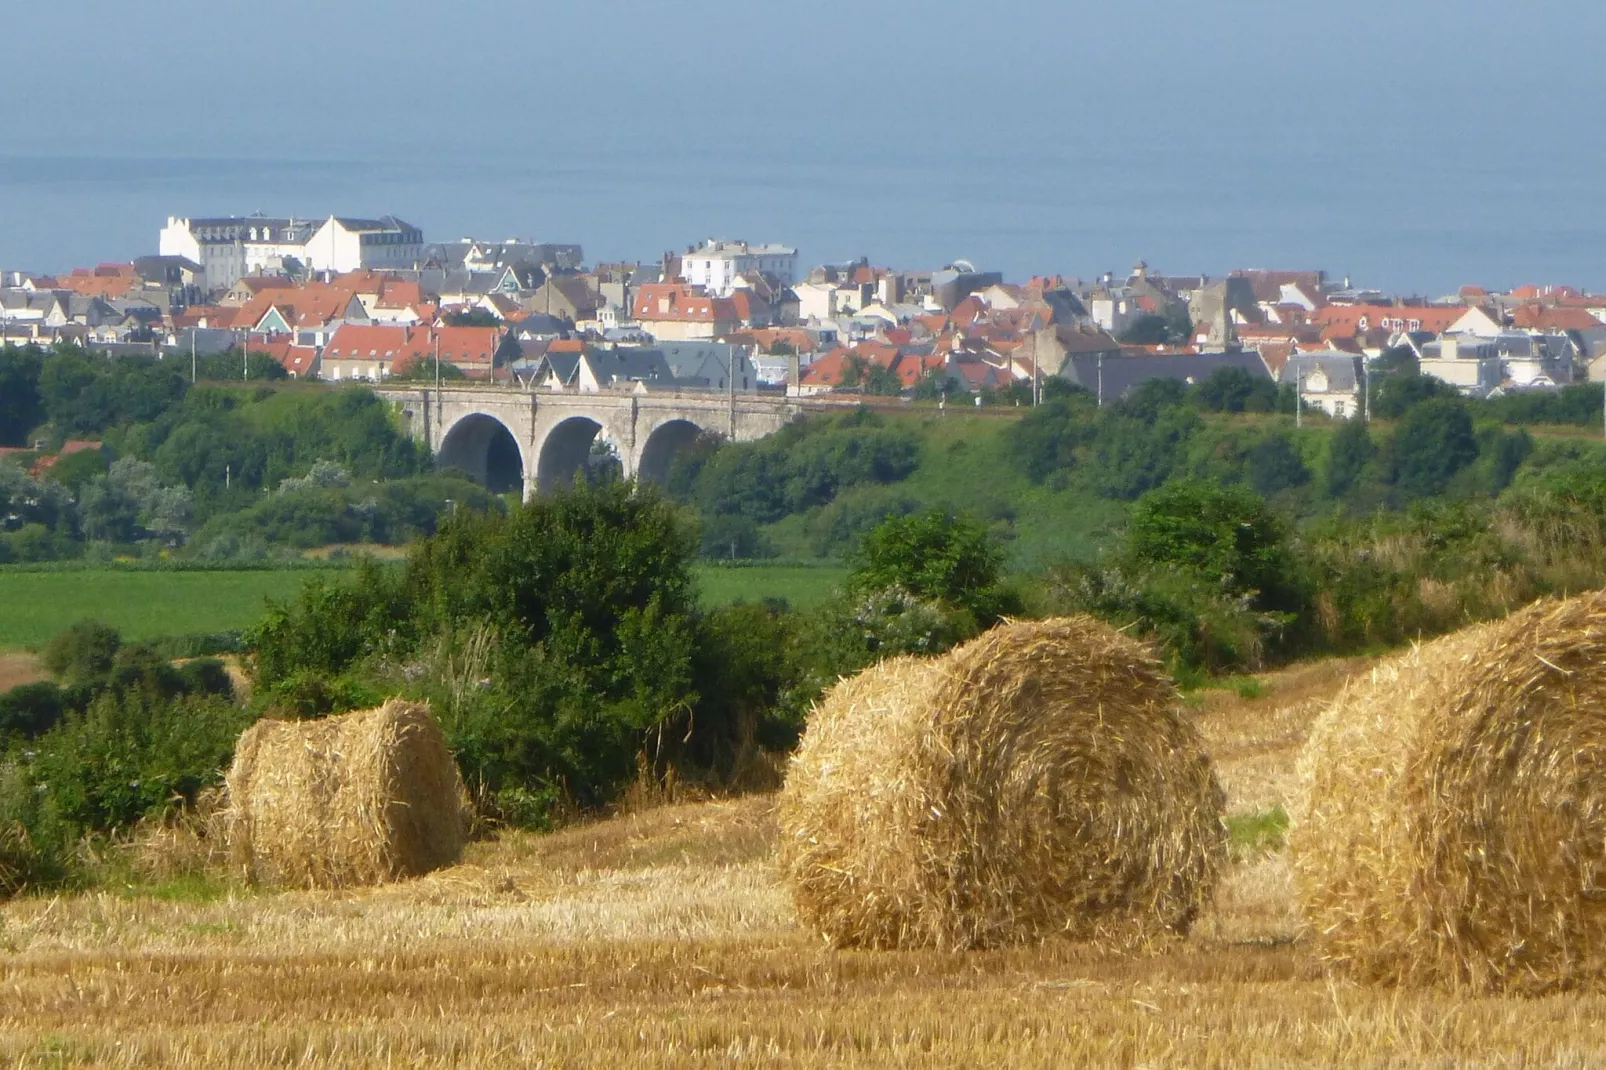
[[1278, 353, 1362, 392], [1059, 350, 1271, 398]]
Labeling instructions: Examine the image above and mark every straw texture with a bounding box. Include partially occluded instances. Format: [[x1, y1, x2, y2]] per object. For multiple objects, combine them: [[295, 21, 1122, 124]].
[[225, 699, 473, 889], [778, 617, 1227, 950], [1292, 592, 1606, 992]]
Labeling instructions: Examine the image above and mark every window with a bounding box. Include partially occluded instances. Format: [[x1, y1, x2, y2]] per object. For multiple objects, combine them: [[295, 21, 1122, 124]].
[[1334, 401, 1347, 417]]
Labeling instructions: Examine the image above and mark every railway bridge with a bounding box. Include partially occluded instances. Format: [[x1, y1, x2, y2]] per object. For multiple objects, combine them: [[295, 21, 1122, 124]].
[[376, 385, 803, 499]]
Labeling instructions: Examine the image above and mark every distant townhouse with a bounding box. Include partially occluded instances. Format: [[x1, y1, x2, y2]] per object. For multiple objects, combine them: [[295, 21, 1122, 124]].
[[679, 240, 798, 297], [159, 214, 424, 290], [1279, 353, 1365, 419], [632, 282, 740, 341], [320, 324, 433, 382]]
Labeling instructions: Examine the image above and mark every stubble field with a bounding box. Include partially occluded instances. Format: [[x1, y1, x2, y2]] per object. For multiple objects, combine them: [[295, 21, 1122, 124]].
[[3, 656, 1604, 1067]]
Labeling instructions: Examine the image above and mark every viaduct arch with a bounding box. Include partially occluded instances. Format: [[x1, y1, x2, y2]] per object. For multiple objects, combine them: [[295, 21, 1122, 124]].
[[378, 386, 801, 500]]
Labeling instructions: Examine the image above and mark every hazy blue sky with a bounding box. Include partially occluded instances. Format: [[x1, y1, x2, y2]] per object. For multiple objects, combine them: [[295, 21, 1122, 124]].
[[3, 0, 1604, 291]]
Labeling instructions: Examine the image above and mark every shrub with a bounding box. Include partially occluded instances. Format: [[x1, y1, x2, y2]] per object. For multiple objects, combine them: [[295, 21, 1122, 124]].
[[41, 619, 122, 683]]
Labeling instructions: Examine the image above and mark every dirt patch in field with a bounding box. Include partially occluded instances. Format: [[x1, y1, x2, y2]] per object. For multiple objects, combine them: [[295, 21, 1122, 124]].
[[0, 651, 46, 691]]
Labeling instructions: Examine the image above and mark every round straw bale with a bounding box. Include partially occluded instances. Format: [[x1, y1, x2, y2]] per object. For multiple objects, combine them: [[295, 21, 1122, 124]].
[[1292, 592, 1606, 991], [225, 698, 472, 889], [777, 617, 1227, 950]]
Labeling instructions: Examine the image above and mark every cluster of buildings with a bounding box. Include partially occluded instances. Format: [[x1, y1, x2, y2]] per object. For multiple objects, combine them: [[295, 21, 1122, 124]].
[[5, 213, 1605, 413]]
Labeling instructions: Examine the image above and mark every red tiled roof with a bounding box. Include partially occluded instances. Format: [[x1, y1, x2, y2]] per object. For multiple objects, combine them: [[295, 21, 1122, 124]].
[[1312, 303, 1462, 335], [633, 282, 739, 324], [324, 324, 428, 365], [1510, 304, 1602, 332]]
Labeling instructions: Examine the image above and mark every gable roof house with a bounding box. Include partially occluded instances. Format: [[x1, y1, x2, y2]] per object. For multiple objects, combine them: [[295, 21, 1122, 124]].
[[320, 324, 432, 382], [524, 274, 599, 322], [632, 282, 740, 341], [1280, 352, 1365, 419], [653, 341, 759, 390]]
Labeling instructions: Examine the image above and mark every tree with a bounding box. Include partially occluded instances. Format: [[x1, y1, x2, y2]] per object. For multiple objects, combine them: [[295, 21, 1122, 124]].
[[1192, 366, 1279, 413], [849, 509, 1008, 623], [864, 363, 904, 396], [1125, 480, 1301, 613], [1371, 369, 1454, 420], [1118, 307, 1192, 346], [1324, 418, 1375, 498], [41, 620, 122, 683], [1390, 397, 1478, 497], [444, 308, 502, 328], [0, 346, 44, 446]]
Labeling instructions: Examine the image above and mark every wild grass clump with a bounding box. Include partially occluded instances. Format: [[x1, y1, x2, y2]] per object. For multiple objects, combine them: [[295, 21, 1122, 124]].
[[1292, 591, 1606, 992], [778, 616, 1227, 950]]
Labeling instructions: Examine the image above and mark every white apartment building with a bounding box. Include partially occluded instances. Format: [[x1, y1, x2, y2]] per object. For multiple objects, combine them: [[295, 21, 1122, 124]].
[[679, 239, 797, 297], [159, 214, 424, 289]]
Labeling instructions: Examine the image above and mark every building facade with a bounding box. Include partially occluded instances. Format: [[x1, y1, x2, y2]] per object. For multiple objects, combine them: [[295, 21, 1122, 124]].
[[679, 240, 797, 296]]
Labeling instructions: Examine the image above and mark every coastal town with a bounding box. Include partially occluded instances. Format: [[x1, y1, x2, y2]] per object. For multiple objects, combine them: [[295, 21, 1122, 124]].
[[2, 211, 1601, 419]]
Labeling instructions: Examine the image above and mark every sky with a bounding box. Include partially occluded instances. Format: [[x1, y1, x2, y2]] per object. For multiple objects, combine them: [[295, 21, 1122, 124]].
[[2, 0, 1604, 293]]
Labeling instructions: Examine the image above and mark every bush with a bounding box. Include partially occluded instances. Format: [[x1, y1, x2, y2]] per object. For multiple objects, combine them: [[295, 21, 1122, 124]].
[[41, 619, 122, 683], [849, 509, 1011, 624]]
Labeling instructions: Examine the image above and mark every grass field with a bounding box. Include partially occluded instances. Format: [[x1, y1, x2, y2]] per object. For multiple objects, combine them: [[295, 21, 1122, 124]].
[[693, 563, 848, 610], [0, 569, 314, 648], [0, 564, 849, 650], [8, 653, 1604, 1067]]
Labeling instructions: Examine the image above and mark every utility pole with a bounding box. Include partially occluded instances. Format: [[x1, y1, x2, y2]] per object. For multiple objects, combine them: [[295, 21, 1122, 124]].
[[1096, 353, 1104, 407], [727, 346, 737, 439], [190, 328, 196, 384], [1295, 368, 1303, 429]]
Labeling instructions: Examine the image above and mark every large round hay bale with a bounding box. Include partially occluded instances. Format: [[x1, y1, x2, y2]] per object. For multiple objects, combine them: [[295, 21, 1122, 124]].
[[1292, 592, 1606, 991], [777, 617, 1227, 950], [225, 699, 473, 889]]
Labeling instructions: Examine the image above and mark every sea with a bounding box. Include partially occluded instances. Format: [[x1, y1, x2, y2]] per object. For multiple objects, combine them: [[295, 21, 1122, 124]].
[[3, 137, 1604, 297]]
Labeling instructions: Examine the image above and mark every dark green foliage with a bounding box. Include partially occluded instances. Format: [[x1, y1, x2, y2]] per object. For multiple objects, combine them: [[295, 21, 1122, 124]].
[[1192, 366, 1281, 413], [41, 446, 109, 490], [849, 509, 1012, 624], [1089, 407, 1201, 499], [1389, 398, 1479, 497], [191, 350, 289, 382], [248, 559, 411, 685], [1126, 481, 1303, 614], [0, 346, 45, 446], [20, 689, 249, 835], [674, 410, 920, 554], [41, 619, 122, 683], [444, 308, 502, 328], [1325, 418, 1376, 497], [193, 474, 498, 550], [252, 483, 709, 818], [0, 681, 66, 741], [1370, 368, 1454, 420], [1482, 382, 1605, 427], [1007, 393, 1100, 480], [39, 351, 189, 436], [1117, 307, 1191, 345]]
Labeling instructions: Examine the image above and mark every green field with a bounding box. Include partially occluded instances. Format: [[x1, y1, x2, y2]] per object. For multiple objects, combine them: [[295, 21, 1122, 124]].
[[0, 564, 849, 649], [0, 569, 313, 648], [693, 563, 848, 610]]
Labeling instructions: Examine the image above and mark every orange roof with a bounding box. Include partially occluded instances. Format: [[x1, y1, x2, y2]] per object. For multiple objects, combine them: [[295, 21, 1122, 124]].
[[253, 338, 320, 376], [1311, 303, 1462, 335], [324, 324, 430, 367], [633, 282, 739, 324], [54, 263, 139, 299], [1510, 304, 1602, 332]]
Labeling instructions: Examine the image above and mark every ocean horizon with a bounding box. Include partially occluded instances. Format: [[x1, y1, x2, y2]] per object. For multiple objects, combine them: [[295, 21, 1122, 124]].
[[3, 138, 1603, 297]]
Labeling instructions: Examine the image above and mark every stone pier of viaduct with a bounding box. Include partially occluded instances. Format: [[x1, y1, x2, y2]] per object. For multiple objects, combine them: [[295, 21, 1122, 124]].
[[376, 385, 802, 499]]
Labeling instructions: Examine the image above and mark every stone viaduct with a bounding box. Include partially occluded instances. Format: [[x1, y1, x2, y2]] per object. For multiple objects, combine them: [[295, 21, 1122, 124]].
[[376, 385, 804, 499]]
